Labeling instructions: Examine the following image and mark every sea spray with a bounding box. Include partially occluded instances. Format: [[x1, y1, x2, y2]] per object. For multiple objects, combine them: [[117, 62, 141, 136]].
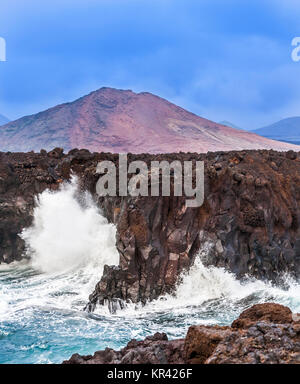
[[93, 252, 300, 317], [21, 178, 119, 274], [158, 256, 300, 312], [1, 255, 300, 365]]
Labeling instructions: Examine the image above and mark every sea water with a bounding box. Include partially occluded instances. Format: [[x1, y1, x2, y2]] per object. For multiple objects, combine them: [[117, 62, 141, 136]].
[[0, 180, 299, 364]]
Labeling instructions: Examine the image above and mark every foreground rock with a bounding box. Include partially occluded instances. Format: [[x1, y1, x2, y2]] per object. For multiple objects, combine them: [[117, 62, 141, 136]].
[[64, 333, 185, 364], [1, 149, 300, 308], [63, 303, 300, 364]]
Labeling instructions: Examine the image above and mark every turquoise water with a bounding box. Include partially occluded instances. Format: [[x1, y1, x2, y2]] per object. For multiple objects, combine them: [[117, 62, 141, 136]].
[[1, 259, 299, 364], [1, 181, 299, 364]]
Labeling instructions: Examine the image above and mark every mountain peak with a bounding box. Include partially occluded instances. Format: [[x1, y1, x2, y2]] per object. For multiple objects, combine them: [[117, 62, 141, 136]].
[[0, 88, 299, 153]]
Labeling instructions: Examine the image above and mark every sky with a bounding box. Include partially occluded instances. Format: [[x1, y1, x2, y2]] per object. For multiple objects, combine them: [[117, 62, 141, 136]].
[[0, 0, 300, 129]]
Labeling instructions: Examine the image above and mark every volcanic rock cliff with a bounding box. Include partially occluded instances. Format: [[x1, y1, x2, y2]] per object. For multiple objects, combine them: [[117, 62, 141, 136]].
[[1, 149, 300, 310], [1, 88, 299, 153]]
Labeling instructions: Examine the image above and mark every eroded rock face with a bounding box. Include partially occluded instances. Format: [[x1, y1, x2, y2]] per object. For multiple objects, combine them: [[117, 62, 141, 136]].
[[86, 150, 300, 309], [1, 149, 300, 308], [63, 303, 300, 364]]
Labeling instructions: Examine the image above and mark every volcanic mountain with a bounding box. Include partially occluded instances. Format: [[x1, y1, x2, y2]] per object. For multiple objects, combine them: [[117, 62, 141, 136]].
[[0, 87, 299, 153], [253, 117, 300, 145]]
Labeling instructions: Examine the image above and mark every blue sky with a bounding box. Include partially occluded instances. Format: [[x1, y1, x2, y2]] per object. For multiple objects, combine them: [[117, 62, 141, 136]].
[[0, 0, 300, 129]]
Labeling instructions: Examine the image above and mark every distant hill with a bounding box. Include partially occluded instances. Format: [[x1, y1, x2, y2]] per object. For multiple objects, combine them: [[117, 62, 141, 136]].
[[0, 88, 299, 153], [0, 114, 9, 126], [253, 117, 300, 145]]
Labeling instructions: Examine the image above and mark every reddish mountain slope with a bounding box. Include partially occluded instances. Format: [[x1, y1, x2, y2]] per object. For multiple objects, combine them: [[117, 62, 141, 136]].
[[0, 87, 299, 153]]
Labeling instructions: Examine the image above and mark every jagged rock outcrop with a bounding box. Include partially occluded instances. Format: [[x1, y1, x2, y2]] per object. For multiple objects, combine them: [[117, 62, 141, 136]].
[[1, 149, 300, 309], [63, 303, 300, 364], [86, 149, 300, 310], [63, 333, 185, 364]]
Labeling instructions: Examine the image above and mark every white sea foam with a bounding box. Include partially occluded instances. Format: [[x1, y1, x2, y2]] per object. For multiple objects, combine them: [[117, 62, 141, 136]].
[[21, 178, 119, 274], [0, 179, 119, 322], [95, 252, 300, 317], [157, 257, 300, 312]]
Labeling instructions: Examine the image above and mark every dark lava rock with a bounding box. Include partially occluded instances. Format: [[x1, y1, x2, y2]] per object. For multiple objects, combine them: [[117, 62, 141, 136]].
[[286, 150, 297, 160], [231, 303, 293, 329], [64, 332, 185, 364], [48, 147, 64, 159], [63, 303, 300, 364], [1, 149, 300, 307]]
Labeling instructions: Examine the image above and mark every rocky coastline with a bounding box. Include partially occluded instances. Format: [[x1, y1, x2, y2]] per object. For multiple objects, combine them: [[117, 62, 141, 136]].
[[1, 149, 300, 364], [63, 303, 300, 364], [1, 148, 300, 310]]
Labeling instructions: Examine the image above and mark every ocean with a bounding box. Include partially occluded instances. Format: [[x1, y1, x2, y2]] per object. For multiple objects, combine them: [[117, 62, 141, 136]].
[[1, 181, 299, 364]]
